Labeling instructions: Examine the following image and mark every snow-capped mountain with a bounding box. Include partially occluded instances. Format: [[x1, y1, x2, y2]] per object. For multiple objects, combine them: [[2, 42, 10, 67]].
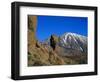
[[59, 32, 87, 52]]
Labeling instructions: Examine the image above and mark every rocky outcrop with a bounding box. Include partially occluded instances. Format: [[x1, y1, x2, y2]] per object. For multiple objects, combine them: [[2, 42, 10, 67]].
[[50, 34, 59, 50], [28, 16, 37, 47], [28, 16, 65, 66], [28, 40, 66, 66]]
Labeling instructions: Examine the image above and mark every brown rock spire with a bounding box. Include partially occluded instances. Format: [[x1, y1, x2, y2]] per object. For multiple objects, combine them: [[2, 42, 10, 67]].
[[28, 15, 37, 47]]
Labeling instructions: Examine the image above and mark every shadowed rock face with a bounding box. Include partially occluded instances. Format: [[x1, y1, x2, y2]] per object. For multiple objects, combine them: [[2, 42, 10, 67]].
[[50, 35, 59, 50]]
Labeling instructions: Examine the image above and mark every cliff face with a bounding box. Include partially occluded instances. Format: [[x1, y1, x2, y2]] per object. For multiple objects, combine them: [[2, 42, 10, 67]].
[[28, 16, 37, 47], [28, 16, 65, 66]]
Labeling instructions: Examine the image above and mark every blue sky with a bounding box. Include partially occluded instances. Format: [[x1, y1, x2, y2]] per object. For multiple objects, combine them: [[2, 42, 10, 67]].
[[36, 15, 88, 41]]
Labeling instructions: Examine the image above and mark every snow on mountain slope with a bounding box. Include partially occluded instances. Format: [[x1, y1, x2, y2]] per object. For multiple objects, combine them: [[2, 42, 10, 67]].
[[59, 32, 87, 52]]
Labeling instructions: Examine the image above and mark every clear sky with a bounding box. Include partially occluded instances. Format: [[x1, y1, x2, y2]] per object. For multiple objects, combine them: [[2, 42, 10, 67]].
[[36, 15, 88, 42]]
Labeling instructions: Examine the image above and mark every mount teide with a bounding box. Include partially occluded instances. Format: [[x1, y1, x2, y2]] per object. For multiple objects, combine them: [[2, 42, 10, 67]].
[[59, 32, 87, 53], [42, 32, 87, 64], [44, 32, 87, 56]]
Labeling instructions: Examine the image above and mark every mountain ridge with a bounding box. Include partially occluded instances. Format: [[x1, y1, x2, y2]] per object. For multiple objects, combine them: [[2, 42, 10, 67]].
[[59, 32, 87, 53], [44, 32, 87, 53]]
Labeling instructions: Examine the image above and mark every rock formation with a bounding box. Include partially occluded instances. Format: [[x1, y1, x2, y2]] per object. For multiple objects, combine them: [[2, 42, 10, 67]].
[[28, 16, 65, 66]]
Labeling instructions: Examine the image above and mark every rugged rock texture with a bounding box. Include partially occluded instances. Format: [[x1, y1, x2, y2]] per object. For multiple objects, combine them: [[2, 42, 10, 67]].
[[50, 34, 59, 50], [28, 40, 65, 66], [28, 16, 65, 66], [28, 16, 37, 47]]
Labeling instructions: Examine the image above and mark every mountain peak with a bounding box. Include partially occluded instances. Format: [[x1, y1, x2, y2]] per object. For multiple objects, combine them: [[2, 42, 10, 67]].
[[63, 32, 86, 38], [59, 32, 87, 52], [44, 32, 87, 53], [64, 32, 77, 35]]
